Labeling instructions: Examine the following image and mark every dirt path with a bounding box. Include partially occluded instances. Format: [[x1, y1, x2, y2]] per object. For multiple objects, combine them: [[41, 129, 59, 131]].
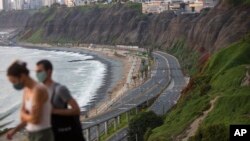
[[177, 97, 218, 141]]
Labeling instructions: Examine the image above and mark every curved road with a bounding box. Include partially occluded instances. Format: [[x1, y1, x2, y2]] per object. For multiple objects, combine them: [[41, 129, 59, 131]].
[[107, 51, 187, 141], [82, 51, 182, 141]]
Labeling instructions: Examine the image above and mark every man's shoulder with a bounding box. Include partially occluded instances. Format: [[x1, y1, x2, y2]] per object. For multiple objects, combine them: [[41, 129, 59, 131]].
[[53, 82, 69, 92], [53, 82, 72, 101]]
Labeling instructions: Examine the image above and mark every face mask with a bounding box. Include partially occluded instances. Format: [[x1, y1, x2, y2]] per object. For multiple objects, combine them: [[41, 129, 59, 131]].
[[36, 71, 47, 83], [13, 81, 24, 90]]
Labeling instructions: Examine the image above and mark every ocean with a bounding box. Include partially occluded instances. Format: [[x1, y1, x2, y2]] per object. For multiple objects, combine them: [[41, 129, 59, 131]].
[[0, 46, 106, 130]]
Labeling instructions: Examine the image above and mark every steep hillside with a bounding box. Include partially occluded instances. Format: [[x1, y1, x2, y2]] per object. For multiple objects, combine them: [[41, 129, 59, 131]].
[[20, 2, 250, 52], [147, 35, 250, 141], [0, 10, 34, 29], [0, 1, 249, 141], [17, 1, 250, 74]]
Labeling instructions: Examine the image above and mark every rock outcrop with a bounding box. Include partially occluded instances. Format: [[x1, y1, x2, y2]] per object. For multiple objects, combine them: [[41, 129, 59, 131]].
[[0, 10, 32, 29], [18, 2, 250, 54], [0, 1, 249, 56]]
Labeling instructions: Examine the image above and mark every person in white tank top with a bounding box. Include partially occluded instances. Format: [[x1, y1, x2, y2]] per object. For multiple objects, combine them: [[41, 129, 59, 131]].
[[24, 83, 52, 132], [6, 60, 54, 141]]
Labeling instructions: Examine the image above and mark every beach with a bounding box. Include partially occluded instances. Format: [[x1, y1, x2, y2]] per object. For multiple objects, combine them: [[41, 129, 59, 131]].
[[81, 46, 142, 117], [17, 43, 142, 117], [0, 42, 142, 141]]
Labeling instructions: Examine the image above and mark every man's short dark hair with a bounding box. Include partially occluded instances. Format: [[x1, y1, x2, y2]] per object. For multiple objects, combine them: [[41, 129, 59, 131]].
[[37, 60, 53, 71]]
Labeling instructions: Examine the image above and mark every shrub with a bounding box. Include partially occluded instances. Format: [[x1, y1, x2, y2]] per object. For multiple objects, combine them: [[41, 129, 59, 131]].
[[200, 84, 211, 96], [188, 124, 228, 141], [128, 111, 163, 141]]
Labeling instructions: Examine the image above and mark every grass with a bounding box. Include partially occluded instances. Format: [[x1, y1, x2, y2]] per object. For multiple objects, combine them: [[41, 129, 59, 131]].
[[147, 89, 210, 141], [165, 39, 200, 75], [124, 2, 142, 13], [100, 108, 151, 141], [39, 7, 50, 13], [26, 28, 44, 43], [100, 110, 137, 141], [76, 3, 115, 12], [204, 93, 250, 125], [204, 38, 250, 80], [44, 11, 56, 22], [147, 36, 250, 141], [21, 2, 143, 44]]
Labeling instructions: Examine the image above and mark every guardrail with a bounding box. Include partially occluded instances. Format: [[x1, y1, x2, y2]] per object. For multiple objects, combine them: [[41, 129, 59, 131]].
[[106, 51, 187, 141], [81, 52, 171, 141]]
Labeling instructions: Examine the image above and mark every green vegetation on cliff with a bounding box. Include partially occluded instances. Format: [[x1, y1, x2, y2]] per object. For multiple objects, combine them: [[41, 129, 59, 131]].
[[147, 36, 250, 141], [17, 1, 250, 60], [165, 39, 199, 75], [227, 0, 250, 5], [128, 111, 163, 141], [20, 2, 143, 44]]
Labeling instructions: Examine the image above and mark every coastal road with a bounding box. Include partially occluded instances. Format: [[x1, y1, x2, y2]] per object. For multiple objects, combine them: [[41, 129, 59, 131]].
[[106, 51, 187, 141], [149, 51, 187, 115], [81, 51, 172, 141]]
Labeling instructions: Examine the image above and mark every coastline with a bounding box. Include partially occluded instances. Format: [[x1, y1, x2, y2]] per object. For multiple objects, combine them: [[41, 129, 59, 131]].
[[16, 43, 143, 117], [0, 42, 142, 141], [16, 43, 124, 114]]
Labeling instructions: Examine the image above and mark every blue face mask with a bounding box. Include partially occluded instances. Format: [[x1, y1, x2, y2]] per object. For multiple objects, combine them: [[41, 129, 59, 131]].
[[36, 71, 47, 83], [13, 81, 24, 90]]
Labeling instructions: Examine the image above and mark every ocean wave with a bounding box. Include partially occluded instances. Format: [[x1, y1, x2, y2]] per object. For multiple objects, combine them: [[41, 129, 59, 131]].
[[0, 46, 107, 130]]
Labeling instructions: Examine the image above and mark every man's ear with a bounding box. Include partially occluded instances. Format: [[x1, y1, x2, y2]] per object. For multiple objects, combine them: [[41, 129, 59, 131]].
[[48, 70, 53, 76]]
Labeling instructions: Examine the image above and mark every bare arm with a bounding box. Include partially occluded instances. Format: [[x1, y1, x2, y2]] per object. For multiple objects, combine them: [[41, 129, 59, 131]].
[[21, 85, 48, 124], [7, 93, 26, 140], [10, 122, 26, 133], [52, 99, 80, 116], [6, 122, 26, 140]]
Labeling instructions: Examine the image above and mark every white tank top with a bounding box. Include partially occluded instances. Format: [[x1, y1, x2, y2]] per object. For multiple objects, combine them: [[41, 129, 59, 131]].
[[25, 85, 52, 132]]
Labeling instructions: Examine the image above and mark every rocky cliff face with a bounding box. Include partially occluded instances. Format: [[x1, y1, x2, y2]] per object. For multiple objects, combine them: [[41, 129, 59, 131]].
[[0, 10, 32, 29], [20, 2, 250, 54]]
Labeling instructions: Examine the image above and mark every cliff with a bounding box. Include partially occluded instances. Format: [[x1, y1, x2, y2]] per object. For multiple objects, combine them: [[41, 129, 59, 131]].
[[19, 2, 250, 53], [0, 10, 33, 29], [0, 1, 249, 141]]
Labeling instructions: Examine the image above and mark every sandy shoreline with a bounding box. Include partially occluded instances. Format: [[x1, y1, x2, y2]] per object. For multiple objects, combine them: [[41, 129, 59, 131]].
[[0, 42, 142, 141], [17, 43, 123, 112], [16, 43, 142, 117], [83, 47, 142, 117]]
